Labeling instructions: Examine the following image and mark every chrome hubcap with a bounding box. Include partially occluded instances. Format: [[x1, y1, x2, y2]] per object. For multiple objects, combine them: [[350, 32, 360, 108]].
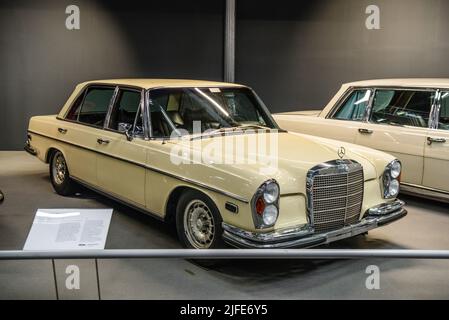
[[183, 200, 215, 249], [52, 153, 66, 185]]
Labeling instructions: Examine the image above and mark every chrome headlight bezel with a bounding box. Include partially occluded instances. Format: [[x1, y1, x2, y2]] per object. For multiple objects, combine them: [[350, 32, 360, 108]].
[[383, 159, 401, 199], [251, 179, 280, 229]]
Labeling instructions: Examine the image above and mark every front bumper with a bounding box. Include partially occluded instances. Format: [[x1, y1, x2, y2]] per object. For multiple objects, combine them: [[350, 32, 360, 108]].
[[222, 199, 407, 248]]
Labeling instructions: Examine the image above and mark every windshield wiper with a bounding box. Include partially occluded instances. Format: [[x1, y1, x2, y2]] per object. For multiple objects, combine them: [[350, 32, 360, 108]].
[[207, 124, 270, 135], [236, 124, 271, 130]]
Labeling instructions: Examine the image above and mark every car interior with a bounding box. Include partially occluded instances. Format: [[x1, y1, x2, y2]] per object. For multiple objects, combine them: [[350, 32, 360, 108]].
[[370, 90, 433, 127]]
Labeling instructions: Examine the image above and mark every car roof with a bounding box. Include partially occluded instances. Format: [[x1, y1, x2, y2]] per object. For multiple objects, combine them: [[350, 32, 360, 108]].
[[77, 78, 245, 89], [343, 78, 449, 89]]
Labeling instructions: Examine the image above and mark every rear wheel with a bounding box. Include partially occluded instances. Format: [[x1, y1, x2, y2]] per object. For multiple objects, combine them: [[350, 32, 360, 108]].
[[50, 150, 76, 196]]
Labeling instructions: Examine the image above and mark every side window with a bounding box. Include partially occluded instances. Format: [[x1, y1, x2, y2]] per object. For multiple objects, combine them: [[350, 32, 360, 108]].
[[78, 87, 115, 126], [370, 90, 434, 128], [150, 91, 182, 138], [108, 89, 142, 134], [438, 92, 449, 130], [332, 89, 371, 121], [65, 92, 85, 120]]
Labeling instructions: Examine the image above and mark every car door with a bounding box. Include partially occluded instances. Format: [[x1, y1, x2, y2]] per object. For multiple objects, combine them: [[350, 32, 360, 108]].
[[423, 90, 449, 192], [299, 88, 373, 143], [96, 87, 147, 206], [355, 88, 433, 186], [61, 85, 116, 186]]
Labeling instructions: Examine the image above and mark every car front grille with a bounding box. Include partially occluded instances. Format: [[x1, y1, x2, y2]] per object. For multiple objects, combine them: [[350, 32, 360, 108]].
[[306, 160, 364, 234]]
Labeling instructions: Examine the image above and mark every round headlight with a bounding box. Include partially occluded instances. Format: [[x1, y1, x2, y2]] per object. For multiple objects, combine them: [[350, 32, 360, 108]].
[[263, 182, 279, 204], [390, 160, 401, 179], [388, 179, 400, 197], [262, 205, 278, 226]]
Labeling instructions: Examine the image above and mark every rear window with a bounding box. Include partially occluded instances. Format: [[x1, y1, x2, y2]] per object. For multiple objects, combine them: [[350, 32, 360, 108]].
[[65, 87, 115, 127]]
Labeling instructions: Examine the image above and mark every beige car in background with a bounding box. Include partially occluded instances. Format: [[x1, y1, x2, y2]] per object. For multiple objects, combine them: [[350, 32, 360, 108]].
[[25, 79, 406, 249], [274, 79, 449, 202]]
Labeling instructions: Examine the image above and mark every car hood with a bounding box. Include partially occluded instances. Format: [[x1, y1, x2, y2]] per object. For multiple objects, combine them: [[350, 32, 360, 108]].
[[164, 131, 391, 198]]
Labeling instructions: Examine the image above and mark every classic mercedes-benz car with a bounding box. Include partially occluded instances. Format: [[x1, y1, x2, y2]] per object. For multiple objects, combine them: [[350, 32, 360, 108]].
[[274, 79, 449, 203], [25, 79, 406, 249]]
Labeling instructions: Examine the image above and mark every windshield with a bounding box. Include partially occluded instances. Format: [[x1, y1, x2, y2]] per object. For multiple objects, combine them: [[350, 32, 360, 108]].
[[148, 87, 278, 137]]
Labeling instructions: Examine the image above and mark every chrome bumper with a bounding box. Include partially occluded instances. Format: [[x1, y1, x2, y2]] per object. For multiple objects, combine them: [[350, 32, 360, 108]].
[[24, 144, 37, 156], [222, 199, 407, 249], [24, 135, 37, 156]]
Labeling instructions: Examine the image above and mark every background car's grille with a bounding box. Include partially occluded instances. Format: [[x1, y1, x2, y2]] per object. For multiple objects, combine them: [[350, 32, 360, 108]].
[[307, 160, 364, 234]]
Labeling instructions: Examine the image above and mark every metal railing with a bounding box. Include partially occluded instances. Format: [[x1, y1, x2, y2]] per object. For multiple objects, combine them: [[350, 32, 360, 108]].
[[2, 249, 449, 260], [2, 249, 449, 300]]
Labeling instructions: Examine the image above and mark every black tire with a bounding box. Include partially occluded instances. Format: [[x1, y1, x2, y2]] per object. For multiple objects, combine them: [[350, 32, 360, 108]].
[[176, 189, 225, 249], [0, 190, 4, 203], [49, 150, 76, 196]]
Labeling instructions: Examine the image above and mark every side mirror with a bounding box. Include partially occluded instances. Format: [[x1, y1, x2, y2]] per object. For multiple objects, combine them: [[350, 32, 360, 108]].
[[125, 128, 134, 141]]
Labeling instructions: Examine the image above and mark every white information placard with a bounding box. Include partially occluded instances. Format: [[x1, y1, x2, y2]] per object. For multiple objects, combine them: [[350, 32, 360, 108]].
[[23, 209, 113, 251]]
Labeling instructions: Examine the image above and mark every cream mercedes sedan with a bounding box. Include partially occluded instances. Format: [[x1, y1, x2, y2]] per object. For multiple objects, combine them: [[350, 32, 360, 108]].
[[274, 79, 449, 203], [25, 79, 406, 249]]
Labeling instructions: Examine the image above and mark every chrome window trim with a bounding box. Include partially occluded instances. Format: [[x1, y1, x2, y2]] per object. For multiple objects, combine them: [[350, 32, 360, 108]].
[[143, 89, 151, 140], [431, 89, 449, 131], [364, 88, 376, 121], [103, 86, 120, 129]]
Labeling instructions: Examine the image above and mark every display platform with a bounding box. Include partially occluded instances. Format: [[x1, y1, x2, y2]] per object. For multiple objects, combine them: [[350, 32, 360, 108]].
[[1, 151, 449, 299]]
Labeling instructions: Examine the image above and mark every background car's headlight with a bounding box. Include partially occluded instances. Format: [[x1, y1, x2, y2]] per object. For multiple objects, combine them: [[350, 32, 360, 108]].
[[383, 160, 401, 198], [252, 180, 280, 228]]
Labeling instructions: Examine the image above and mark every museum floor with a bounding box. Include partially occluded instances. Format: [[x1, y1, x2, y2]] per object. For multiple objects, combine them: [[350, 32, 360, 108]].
[[0, 151, 448, 299]]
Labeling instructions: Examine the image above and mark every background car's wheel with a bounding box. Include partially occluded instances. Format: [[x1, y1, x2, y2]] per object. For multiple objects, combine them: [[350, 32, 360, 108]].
[[50, 150, 76, 196], [176, 189, 225, 249], [0, 190, 4, 203]]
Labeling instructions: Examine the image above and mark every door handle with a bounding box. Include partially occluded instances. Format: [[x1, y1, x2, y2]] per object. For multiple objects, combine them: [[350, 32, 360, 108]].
[[97, 138, 110, 145], [58, 128, 67, 134], [358, 128, 373, 134], [427, 137, 447, 145]]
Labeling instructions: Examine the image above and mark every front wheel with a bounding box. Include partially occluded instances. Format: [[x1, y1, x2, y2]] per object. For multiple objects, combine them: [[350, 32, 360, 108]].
[[50, 150, 76, 196], [176, 190, 225, 249]]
